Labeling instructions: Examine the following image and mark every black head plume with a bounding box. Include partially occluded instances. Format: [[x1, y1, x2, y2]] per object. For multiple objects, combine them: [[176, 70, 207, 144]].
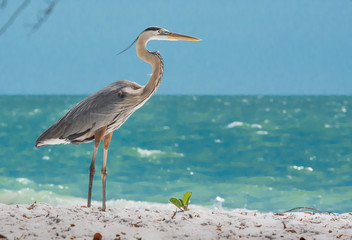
[[116, 36, 138, 56], [116, 27, 166, 55], [143, 26, 162, 32]]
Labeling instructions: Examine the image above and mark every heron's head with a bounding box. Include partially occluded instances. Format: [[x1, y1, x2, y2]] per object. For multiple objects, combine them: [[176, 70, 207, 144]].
[[117, 26, 201, 55], [141, 26, 201, 42]]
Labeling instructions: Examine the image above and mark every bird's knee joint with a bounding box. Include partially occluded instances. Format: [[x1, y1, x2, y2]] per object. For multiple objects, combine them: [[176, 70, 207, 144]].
[[101, 169, 107, 176]]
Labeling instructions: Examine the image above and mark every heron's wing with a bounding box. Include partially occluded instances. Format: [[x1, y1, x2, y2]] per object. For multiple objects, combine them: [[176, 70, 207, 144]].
[[36, 80, 142, 147]]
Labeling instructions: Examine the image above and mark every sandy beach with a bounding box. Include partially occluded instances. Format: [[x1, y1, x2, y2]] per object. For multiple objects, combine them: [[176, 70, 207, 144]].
[[0, 202, 351, 240]]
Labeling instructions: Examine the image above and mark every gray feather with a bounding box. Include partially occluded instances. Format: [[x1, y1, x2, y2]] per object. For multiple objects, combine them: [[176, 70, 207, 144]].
[[35, 80, 143, 147]]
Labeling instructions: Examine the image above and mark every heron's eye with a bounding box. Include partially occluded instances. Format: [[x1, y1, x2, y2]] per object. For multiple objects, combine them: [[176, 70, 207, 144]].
[[158, 29, 163, 34]]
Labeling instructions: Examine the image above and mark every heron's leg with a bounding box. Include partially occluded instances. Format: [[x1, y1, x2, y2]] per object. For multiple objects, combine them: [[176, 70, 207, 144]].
[[87, 144, 98, 208], [87, 127, 106, 208], [101, 131, 113, 211]]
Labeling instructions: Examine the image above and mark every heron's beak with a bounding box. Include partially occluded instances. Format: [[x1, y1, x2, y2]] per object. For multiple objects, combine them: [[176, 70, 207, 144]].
[[167, 32, 201, 41]]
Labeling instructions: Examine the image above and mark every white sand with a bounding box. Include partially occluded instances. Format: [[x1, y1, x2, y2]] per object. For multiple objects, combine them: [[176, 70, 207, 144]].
[[0, 202, 351, 240]]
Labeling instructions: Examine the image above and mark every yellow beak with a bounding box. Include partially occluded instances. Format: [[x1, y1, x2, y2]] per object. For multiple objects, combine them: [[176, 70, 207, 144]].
[[167, 32, 202, 41]]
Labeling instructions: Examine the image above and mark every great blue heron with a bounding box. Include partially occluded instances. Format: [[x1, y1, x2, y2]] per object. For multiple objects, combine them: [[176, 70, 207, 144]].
[[35, 26, 201, 210]]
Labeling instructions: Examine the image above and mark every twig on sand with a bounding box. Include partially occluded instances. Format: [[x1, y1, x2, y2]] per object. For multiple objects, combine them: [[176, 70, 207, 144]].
[[171, 210, 177, 219], [27, 201, 37, 210], [284, 207, 323, 213]]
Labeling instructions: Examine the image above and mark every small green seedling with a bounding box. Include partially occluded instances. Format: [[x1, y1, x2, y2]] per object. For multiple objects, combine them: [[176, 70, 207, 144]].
[[169, 192, 192, 211]]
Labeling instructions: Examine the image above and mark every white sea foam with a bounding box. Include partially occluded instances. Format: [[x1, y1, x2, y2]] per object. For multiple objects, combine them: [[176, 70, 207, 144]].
[[294, 108, 301, 113], [216, 196, 225, 202], [291, 165, 314, 172], [292, 166, 304, 171], [214, 196, 225, 211], [226, 121, 244, 128], [137, 148, 163, 157], [0, 188, 212, 212], [227, 122, 268, 135], [136, 148, 184, 158], [16, 178, 32, 185], [28, 108, 41, 116], [256, 130, 268, 135]]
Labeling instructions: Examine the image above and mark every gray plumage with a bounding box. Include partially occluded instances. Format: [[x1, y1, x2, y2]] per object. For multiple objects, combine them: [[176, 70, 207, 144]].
[[36, 80, 145, 147], [35, 26, 200, 211]]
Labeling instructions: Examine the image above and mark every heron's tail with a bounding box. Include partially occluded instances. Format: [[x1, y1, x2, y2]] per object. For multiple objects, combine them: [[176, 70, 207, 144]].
[[35, 123, 69, 148]]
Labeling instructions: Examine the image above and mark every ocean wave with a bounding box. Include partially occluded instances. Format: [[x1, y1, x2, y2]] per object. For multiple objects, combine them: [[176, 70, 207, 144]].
[[226, 121, 264, 130], [0, 188, 77, 206], [130, 147, 184, 158], [137, 148, 164, 157], [0, 188, 215, 212], [16, 178, 33, 185], [226, 121, 244, 128], [291, 165, 314, 172], [256, 130, 268, 135], [28, 108, 41, 116], [251, 124, 262, 129]]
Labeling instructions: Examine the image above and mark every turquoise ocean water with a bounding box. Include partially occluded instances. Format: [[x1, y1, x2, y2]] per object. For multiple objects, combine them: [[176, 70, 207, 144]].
[[0, 96, 351, 213]]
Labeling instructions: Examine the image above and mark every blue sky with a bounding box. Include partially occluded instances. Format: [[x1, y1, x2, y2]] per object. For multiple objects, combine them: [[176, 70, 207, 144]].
[[0, 0, 351, 95]]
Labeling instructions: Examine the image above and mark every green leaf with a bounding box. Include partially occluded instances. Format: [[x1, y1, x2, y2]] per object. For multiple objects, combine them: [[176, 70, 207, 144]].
[[183, 192, 192, 206], [169, 197, 183, 209]]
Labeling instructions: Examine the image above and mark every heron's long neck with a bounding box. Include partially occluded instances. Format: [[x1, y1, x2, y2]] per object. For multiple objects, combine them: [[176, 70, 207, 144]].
[[136, 37, 164, 99]]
